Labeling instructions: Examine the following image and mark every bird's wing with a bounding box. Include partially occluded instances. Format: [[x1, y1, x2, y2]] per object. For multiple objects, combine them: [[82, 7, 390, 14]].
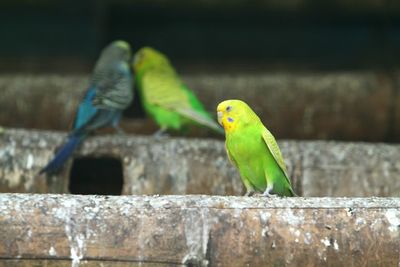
[[92, 62, 133, 110], [261, 128, 292, 186], [141, 71, 188, 107], [142, 71, 223, 133], [225, 142, 239, 168]]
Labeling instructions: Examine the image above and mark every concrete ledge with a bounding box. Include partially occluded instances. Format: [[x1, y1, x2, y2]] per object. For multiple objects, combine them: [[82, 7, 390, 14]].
[[0, 194, 399, 266], [1, 128, 400, 197]]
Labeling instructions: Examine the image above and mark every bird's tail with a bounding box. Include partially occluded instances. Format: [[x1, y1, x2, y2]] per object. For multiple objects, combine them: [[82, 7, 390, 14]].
[[289, 187, 299, 197], [181, 85, 224, 135], [176, 107, 224, 135], [39, 134, 85, 174]]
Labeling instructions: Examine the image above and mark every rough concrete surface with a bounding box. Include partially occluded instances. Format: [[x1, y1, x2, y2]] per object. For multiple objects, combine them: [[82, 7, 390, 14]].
[[0, 194, 399, 267], [1, 128, 400, 197], [0, 72, 397, 141]]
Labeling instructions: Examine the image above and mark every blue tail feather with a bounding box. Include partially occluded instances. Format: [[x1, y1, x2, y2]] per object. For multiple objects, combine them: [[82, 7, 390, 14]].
[[39, 134, 84, 174]]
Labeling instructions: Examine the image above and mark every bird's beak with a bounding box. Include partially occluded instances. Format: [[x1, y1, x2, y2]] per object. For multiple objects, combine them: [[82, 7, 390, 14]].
[[217, 111, 223, 125]]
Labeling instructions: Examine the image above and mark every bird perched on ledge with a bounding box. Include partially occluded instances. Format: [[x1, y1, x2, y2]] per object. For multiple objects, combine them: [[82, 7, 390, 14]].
[[217, 99, 296, 197], [132, 47, 223, 136], [40, 40, 133, 174]]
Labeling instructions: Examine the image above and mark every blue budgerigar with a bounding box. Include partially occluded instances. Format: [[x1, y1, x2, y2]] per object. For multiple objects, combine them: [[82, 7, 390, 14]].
[[40, 40, 134, 174]]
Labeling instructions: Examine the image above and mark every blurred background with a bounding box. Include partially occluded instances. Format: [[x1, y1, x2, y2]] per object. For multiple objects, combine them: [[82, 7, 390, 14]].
[[2, 0, 400, 72], [1, 0, 400, 142]]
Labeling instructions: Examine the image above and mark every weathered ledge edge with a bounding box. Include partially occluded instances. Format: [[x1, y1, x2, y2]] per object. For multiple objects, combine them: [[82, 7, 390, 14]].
[[0, 194, 399, 267]]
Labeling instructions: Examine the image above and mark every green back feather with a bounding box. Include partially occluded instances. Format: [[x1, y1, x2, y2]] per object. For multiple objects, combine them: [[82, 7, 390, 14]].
[[133, 47, 222, 133]]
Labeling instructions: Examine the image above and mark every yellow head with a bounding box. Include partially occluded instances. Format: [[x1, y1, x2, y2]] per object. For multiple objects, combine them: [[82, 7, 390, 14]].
[[132, 46, 171, 73], [217, 99, 261, 133]]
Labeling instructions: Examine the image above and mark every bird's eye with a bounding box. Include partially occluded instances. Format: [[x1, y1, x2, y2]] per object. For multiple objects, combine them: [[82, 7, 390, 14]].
[[226, 106, 232, 112]]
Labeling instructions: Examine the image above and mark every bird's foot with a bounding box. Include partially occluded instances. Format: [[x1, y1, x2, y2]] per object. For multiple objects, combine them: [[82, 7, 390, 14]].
[[244, 190, 256, 197], [114, 126, 126, 135], [153, 128, 169, 139], [262, 186, 278, 198]]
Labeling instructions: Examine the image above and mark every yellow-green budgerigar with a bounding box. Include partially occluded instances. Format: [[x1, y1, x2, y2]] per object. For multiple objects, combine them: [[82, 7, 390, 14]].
[[217, 99, 296, 197], [132, 47, 223, 135]]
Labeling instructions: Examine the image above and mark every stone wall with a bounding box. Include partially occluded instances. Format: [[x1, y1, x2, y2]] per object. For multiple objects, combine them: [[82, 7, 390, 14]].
[[1, 128, 400, 197]]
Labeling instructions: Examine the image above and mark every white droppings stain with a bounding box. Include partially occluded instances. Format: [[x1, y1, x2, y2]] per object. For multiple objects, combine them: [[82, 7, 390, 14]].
[[259, 211, 271, 223], [26, 154, 34, 169], [260, 211, 271, 237], [49, 246, 57, 256], [230, 202, 249, 209], [232, 209, 243, 228], [182, 208, 209, 266], [356, 217, 366, 225], [149, 198, 171, 209], [68, 231, 85, 267], [385, 209, 400, 232], [317, 248, 326, 261], [38, 139, 47, 148], [304, 232, 312, 245], [355, 217, 366, 231], [53, 198, 87, 267], [346, 208, 353, 217], [0, 141, 21, 188], [294, 229, 300, 237], [282, 208, 304, 226], [70, 246, 81, 267], [201, 209, 210, 263], [333, 240, 339, 251], [262, 228, 269, 237], [321, 237, 331, 247]]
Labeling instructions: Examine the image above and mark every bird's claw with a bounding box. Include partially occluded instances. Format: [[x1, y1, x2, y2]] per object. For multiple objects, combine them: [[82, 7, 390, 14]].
[[244, 191, 256, 197], [115, 127, 126, 135], [153, 128, 169, 139], [262, 192, 279, 198], [262, 187, 278, 198]]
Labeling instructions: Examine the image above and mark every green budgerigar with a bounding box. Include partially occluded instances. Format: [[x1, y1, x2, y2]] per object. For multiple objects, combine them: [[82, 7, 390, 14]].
[[132, 47, 223, 135], [217, 99, 296, 197]]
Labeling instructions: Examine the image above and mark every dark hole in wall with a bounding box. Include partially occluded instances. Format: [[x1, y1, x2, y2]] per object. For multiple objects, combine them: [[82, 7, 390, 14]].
[[69, 157, 123, 195]]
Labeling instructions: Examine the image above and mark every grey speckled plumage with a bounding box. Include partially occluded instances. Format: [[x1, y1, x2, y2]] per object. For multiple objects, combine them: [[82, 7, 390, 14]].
[[91, 41, 134, 110], [40, 40, 134, 174]]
